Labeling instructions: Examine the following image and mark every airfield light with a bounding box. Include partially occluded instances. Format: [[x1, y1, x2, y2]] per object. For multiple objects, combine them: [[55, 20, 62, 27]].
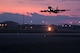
[[48, 26, 52, 32], [0, 24, 1, 27], [24, 22, 27, 24], [62, 25, 64, 27], [42, 21, 45, 23], [69, 25, 71, 27], [30, 21, 33, 23], [2, 24, 4, 27], [79, 21, 80, 24], [65, 25, 67, 27], [70, 22, 72, 24], [5, 24, 7, 26], [30, 26, 33, 29]]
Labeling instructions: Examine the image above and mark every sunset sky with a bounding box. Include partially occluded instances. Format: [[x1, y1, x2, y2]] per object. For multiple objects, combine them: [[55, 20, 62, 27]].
[[0, 0, 80, 17]]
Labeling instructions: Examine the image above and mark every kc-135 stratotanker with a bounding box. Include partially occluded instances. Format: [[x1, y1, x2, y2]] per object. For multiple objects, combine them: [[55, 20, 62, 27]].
[[40, 6, 70, 14]]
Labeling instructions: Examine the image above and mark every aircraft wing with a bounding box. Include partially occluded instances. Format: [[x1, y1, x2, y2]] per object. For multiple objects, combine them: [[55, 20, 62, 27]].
[[40, 10, 49, 12], [60, 9, 70, 11]]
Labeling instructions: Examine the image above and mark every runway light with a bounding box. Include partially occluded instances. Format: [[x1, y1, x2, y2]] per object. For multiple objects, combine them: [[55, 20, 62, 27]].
[[69, 25, 71, 27], [62, 25, 64, 27], [30, 26, 33, 29], [48, 26, 52, 32], [70, 22, 72, 24]]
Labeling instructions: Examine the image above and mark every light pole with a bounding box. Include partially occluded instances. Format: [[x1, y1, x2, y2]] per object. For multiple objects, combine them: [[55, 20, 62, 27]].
[[23, 13, 24, 25]]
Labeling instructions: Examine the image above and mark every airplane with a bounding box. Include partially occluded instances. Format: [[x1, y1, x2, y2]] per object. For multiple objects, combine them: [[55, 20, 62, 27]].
[[40, 6, 70, 14]]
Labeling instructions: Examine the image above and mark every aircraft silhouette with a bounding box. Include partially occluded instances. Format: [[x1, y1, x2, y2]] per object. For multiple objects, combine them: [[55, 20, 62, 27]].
[[40, 6, 70, 14]]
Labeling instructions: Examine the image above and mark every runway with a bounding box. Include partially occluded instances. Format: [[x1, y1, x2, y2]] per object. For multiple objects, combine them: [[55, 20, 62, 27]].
[[0, 33, 80, 45]]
